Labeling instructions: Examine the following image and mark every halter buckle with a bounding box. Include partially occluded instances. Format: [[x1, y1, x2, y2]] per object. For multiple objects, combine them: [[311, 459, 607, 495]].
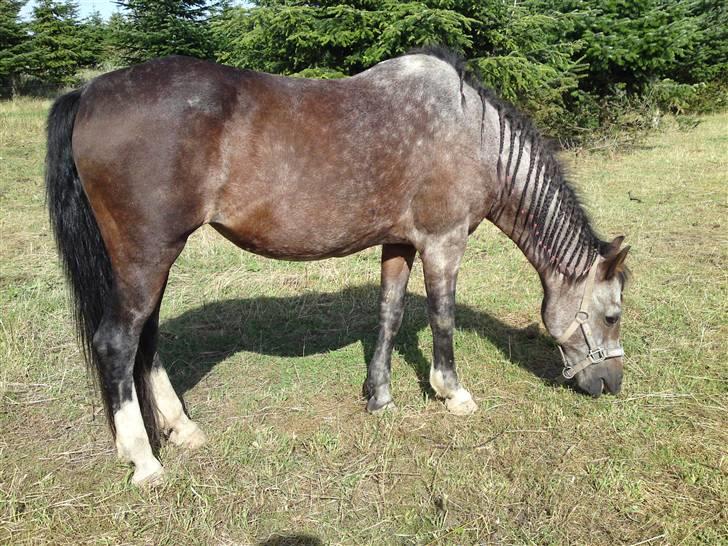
[[588, 347, 607, 364]]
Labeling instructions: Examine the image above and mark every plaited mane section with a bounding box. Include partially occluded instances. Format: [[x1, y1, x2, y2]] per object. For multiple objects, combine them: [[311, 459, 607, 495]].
[[405, 46, 608, 281]]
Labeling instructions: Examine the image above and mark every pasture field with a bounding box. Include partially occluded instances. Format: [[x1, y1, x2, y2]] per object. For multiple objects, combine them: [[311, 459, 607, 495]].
[[0, 98, 726, 545]]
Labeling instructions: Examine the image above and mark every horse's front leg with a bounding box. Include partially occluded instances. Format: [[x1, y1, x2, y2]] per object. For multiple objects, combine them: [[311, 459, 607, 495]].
[[421, 232, 478, 415], [364, 244, 416, 413]]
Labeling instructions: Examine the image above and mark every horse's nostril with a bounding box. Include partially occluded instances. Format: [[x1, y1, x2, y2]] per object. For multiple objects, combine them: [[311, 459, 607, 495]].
[[601, 371, 623, 395], [587, 378, 604, 398], [586, 377, 603, 398]]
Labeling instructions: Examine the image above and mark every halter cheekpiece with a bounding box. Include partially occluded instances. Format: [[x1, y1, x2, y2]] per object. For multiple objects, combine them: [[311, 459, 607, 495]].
[[556, 258, 624, 379]]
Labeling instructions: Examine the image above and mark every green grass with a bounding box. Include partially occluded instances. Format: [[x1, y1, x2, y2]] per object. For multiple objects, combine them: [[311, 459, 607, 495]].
[[1, 97, 726, 545]]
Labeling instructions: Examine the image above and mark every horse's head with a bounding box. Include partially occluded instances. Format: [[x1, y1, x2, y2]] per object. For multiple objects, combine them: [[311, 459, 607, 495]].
[[541, 236, 630, 396]]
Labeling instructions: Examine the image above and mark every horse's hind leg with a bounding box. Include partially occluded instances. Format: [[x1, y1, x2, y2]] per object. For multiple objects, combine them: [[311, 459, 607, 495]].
[[92, 249, 182, 485], [421, 232, 478, 415], [365, 244, 416, 413], [140, 299, 207, 449], [149, 356, 207, 449]]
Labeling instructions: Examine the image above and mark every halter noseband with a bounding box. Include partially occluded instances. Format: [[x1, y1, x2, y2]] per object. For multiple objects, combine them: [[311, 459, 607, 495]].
[[556, 259, 624, 380]]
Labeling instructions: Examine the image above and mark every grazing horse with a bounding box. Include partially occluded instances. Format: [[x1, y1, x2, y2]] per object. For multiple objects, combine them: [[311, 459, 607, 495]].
[[46, 48, 630, 485]]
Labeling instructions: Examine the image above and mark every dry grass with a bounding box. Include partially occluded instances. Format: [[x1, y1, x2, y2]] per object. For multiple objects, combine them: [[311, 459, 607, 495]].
[[0, 98, 726, 545]]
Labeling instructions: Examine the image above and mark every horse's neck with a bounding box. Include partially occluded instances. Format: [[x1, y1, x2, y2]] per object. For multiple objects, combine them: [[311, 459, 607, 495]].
[[484, 111, 598, 279]]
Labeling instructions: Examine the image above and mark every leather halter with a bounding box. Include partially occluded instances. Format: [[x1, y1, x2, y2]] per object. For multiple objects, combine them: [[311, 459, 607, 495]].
[[556, 258, 624, 379]]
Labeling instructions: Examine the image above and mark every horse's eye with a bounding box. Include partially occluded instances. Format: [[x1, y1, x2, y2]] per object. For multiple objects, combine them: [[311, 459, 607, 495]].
[[605, 314, 620, 326]]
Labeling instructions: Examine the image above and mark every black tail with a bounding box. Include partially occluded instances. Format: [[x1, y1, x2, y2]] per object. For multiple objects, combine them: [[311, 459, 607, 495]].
[[45, 89, 160, 448]]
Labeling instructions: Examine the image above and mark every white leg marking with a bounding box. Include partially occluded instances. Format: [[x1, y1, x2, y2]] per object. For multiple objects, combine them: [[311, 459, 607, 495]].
[[429, 368, 451, 398], [430, 368, 478, 416], [149, 365, 206, 450], [113, 391, 164, 486]]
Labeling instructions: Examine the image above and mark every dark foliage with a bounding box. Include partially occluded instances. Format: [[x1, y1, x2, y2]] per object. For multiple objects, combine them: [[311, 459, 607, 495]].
[[0, 0, 28, 95], [25, 0, 84, 87], [112, 0, 218, 63]]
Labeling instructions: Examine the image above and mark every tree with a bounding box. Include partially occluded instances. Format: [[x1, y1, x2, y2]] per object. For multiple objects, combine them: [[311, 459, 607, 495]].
[[685, 0, 728, 84], [534, 0, 697, 93], [104, 12, 128, 66], [77, 11, 109, 68], [213, 1, 474, 76], [0, 0, 28, 95], [25, 0, 84, 87], [113, 0, 218, 64]]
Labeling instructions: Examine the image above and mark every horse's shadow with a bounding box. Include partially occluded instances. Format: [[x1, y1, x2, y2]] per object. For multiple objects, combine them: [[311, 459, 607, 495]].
[[158, 284, 566, 397]]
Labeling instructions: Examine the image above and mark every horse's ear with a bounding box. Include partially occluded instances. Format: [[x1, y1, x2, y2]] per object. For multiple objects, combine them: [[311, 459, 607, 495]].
[[604, 235, 625, 259], [602, 245, 630, 280]]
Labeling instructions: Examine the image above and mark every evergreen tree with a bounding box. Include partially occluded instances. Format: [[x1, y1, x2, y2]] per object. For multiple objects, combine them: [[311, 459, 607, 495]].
[[542, 0, 697, 94], [114, 0, 218, 64], [470, 1, 584, 133], [105, 12, 128, 66], [687, 0, 728, 84], [77, 11, 108, 68], [213, 1, 478, 76], [26, 0, 83, 87], [0, 0, 28, 95]]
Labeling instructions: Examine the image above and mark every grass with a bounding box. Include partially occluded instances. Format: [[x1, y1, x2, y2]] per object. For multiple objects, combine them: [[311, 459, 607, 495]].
[[0, 97, 726, 545]]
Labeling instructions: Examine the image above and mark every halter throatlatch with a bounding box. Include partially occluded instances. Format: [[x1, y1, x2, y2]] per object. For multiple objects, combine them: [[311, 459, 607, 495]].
[[556, 259, 624, 379]]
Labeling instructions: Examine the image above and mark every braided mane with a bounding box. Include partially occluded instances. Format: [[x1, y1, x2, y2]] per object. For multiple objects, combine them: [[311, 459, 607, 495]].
[[407, 46, 608, 280]]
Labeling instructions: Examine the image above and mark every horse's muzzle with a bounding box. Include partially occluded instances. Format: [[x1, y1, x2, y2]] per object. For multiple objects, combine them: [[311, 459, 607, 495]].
[[574, 360, 623, 397]]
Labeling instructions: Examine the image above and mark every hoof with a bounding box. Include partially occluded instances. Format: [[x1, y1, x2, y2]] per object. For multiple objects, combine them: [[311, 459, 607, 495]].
[[170, 421, 207, 450], [445, 389, 478, 416], [132, 461, 165, 487], [366, 397, 397, 415]]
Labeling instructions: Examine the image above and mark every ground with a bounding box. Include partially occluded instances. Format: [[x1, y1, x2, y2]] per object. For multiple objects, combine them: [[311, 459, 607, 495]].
[[0, 98, 726, 545]]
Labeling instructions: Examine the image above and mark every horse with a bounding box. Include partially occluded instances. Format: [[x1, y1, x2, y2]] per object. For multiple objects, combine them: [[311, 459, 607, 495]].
[[45, 48, 630, 485]]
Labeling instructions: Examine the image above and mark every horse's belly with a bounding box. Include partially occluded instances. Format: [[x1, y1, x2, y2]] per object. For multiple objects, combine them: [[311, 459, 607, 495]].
[[210, 201, 405, 260]]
